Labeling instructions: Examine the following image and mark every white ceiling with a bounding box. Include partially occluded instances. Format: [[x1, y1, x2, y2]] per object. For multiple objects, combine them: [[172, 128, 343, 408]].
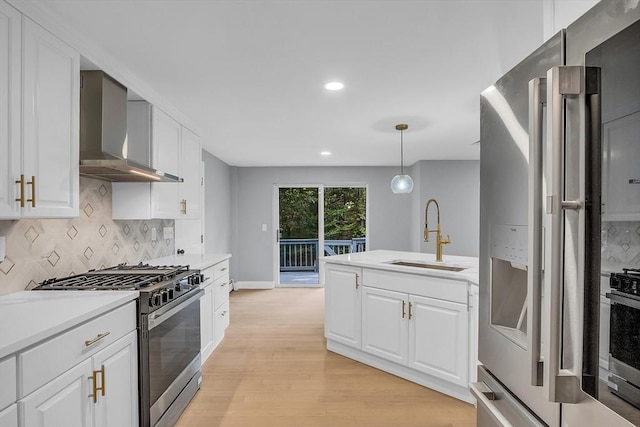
[[36, 0, 548, 167]]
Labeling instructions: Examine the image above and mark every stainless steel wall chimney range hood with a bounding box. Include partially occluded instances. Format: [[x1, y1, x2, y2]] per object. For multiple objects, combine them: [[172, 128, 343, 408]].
[[79, 70, 182, 183]]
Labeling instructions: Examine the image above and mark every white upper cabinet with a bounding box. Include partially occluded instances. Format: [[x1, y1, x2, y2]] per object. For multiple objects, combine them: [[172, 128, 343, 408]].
[[179, 127, 202, 219], [0, 1, 21, 218], [0, 6, 79, 219], [112, 103, 201, 220], [150, 107, 181, 218]]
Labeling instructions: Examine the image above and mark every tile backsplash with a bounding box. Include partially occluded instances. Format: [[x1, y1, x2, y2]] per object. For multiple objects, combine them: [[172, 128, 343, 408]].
[[0, 177, 174, 295], [602, 221, 640, 266]]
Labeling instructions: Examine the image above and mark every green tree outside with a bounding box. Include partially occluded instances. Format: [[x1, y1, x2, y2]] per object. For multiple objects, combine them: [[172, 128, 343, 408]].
[[278, 187, 366, 240]]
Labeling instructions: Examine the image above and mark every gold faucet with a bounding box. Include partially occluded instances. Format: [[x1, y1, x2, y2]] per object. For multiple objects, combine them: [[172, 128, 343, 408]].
[[424, 198, 450, 262]]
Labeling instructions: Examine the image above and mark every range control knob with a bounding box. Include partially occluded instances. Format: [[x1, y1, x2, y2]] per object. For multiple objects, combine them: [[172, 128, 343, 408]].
[[188, 274, 203, 285]]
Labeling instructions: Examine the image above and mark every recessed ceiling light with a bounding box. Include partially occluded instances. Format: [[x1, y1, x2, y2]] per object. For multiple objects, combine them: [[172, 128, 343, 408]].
[[324, 82, 344, 91], [320, 151, 332, 156]]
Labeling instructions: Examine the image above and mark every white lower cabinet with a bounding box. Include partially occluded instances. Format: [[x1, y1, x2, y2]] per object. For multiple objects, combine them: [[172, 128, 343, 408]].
[[361, 287, 469, 387], [13, 302, 137, 427], [200, 281, 215, 362], [200, 259, 231, 364], [0, 404, 18, 427], [324, 262, 476, 403], [362, 287, 407, 364], [324, 264, 362, 349], [408, 294, 468, 386], [92, 332, 138, 427]]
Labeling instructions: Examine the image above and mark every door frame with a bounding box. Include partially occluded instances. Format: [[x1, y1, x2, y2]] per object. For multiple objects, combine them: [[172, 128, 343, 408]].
[[273, 183, 369, 287]]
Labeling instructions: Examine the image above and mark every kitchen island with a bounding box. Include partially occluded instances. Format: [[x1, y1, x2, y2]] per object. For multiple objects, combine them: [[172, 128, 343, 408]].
[[322, 250, 479, 404]]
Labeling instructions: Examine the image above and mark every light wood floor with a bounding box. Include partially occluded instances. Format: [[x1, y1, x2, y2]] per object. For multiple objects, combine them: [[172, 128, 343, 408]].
[[175, 288, 476, 427]]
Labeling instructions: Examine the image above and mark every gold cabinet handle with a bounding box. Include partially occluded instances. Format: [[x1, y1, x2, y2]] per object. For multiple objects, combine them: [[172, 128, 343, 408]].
[[402, 300, 406, 318], [85, 331, 110, 347], [26, 176, 35, 207], [355, 274, 359, 289], [90, 365, 106, 403], [15, 174, 25, 207], [181, 199, 187, 214], [408, 302, 413, 320]]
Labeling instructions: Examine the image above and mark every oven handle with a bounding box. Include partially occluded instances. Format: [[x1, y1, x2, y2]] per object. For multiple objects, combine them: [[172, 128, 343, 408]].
[[606, 293, 640, 310], [148, 289, 204, 330]]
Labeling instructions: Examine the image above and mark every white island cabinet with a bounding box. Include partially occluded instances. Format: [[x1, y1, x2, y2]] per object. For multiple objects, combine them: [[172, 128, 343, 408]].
[[0, 291, 139, 427], [323, 250, 479, 404]]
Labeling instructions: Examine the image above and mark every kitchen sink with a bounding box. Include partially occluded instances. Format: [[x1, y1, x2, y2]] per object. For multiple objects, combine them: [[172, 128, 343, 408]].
[[387, 260, 467, 272]]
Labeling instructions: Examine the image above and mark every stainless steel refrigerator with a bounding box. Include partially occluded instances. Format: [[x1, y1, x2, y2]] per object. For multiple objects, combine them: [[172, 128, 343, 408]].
[[474, 1, 640, 426]]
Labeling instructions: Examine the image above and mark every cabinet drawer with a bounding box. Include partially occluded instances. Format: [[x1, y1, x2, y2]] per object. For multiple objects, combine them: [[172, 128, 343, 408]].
[[19, 301, 136, 397], [0, 356, 16, 411], [212, 260, 229, 281], [362, 269, 467, 304], [213, 274, 231, 309]]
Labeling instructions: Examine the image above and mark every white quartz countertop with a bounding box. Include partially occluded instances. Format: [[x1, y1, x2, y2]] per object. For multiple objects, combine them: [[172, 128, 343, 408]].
[[148, 253, 231, 271], [322, 250, 479, 285], [0, 290, 138, 359]]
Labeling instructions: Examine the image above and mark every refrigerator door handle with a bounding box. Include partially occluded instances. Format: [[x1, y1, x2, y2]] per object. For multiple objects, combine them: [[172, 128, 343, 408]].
[[527, 76, 545, 387], [545, 65, 590, 404]]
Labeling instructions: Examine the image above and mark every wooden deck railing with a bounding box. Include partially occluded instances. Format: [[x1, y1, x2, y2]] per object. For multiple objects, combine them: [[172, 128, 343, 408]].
[[279, 238, 366, 271]]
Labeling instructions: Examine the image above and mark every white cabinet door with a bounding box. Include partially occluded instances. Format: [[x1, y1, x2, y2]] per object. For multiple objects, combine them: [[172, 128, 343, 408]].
[[179, 128, 201, 219], [21, 17, 79, 218], [0, 1, 21, 219], [213, 299, 229, 348], [150, 107, 180, 218], [0, 403, 17, 427], [602, 111, 640, 221], [20, 359, 92, 427], [200, 284, 215, 362], [362, 287, 408, 364], [92, 331, 138, 427], [408, 294, 469, 387], [324, 264, 362, 348]]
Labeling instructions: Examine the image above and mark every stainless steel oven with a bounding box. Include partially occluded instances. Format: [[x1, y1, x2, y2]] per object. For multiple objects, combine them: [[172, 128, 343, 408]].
[[141, 286, 203, 427], [607, 269, 640, 409]]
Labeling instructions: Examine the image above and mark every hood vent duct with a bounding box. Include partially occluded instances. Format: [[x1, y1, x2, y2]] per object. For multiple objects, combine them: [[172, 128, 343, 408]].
[[79, 70, 182, 183]]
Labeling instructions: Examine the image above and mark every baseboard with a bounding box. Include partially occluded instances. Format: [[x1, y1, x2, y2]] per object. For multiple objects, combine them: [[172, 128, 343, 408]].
[[234, 281, 275, 290]]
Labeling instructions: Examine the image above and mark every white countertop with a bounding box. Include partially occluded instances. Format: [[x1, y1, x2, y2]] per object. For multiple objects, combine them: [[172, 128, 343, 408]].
[[148, 253, 231, 271], [0, 290, 138, 359], [322, 250, 479, 285]]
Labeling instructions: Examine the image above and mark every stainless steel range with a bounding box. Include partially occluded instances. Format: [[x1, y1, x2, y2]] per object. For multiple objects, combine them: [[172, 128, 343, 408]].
[[607, 269, 640, 409], [34, 263, 204, 427]]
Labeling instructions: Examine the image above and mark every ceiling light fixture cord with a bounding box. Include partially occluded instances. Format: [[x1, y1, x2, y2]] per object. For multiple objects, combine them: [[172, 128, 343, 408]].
[[400, 128, 404, 174]]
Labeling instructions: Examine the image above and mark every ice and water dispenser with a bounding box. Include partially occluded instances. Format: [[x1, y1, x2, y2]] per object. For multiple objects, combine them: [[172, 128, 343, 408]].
[[490, 224, 529, 348]]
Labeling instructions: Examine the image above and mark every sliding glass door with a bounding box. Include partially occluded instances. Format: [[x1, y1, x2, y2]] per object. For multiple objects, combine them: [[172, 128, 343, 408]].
[[275, 185, 367, 287]]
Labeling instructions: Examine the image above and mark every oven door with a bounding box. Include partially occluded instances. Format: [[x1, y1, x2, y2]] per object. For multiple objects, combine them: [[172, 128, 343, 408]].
[[145, 288, 203, 427], [607, 291, 640, 408]]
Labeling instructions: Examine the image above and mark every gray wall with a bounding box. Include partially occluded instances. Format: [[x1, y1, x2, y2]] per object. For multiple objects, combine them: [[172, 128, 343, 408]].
[[232, 167, 413, 282], [203, 150, 232, 255], [410, 160, 480, 257]]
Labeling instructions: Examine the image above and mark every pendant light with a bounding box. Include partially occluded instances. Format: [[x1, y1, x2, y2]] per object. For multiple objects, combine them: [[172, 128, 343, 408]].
[[390, 124, 414, 193]]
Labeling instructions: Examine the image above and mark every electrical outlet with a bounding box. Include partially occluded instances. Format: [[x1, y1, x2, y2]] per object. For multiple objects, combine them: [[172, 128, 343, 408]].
[[0, 236, 5, 260], [151, 228, 157, 241], [262, 224, 267, 232]]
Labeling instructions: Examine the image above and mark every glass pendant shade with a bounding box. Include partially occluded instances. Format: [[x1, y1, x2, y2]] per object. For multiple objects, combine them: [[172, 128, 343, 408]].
[[391, 124, 413, 194], [391, 174, 414, 193]]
